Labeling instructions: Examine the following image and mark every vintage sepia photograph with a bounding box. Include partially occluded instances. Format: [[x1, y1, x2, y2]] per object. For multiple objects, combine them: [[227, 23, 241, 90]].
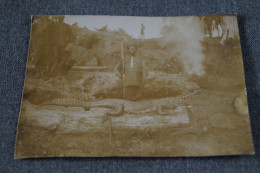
[[15, 15, 254, 158]]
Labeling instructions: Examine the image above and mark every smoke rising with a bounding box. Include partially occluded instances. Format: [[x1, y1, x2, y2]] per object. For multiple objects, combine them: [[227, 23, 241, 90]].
[[161, 17, 205, 76]]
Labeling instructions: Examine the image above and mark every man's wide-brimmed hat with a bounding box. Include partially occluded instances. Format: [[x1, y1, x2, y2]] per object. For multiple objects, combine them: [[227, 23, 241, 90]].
[[125, 40, 138, 50]]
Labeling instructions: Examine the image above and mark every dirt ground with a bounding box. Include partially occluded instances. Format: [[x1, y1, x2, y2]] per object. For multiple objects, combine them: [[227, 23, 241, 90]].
[[15, 88, 254, 158]]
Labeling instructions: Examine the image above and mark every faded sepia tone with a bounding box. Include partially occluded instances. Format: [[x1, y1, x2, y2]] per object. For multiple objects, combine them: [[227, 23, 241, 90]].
[[15, 15, 254, 158]]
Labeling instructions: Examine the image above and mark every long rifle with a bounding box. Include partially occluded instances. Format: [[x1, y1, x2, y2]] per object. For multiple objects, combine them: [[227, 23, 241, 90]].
[[121, 41, 125, 98]]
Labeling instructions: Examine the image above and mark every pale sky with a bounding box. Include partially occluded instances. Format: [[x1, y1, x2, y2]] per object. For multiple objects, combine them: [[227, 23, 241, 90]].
[[64, 15, 171, 39]]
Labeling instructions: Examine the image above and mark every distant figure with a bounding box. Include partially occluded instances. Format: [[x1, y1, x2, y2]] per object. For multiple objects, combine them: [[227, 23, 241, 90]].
[[140, 23, 145, 39], [115, 44, 146, 101]]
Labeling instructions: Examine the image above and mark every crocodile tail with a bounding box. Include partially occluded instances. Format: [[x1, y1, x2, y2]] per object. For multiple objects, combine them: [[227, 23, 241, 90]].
[[40, 98, 124, 118], [40, 98, 119, 111], [107, 104, 124, 117], [40, 98, 90, 108], [102, 104, 125, 123]]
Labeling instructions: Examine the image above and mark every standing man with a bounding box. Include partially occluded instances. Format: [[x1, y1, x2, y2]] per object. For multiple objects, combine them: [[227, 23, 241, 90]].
[[115, 43, 146, 101], [140, 23, 145, 39]]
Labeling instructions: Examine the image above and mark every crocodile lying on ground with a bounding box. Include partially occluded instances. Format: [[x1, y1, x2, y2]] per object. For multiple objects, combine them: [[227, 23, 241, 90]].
[[40, 89, 202, 122]]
